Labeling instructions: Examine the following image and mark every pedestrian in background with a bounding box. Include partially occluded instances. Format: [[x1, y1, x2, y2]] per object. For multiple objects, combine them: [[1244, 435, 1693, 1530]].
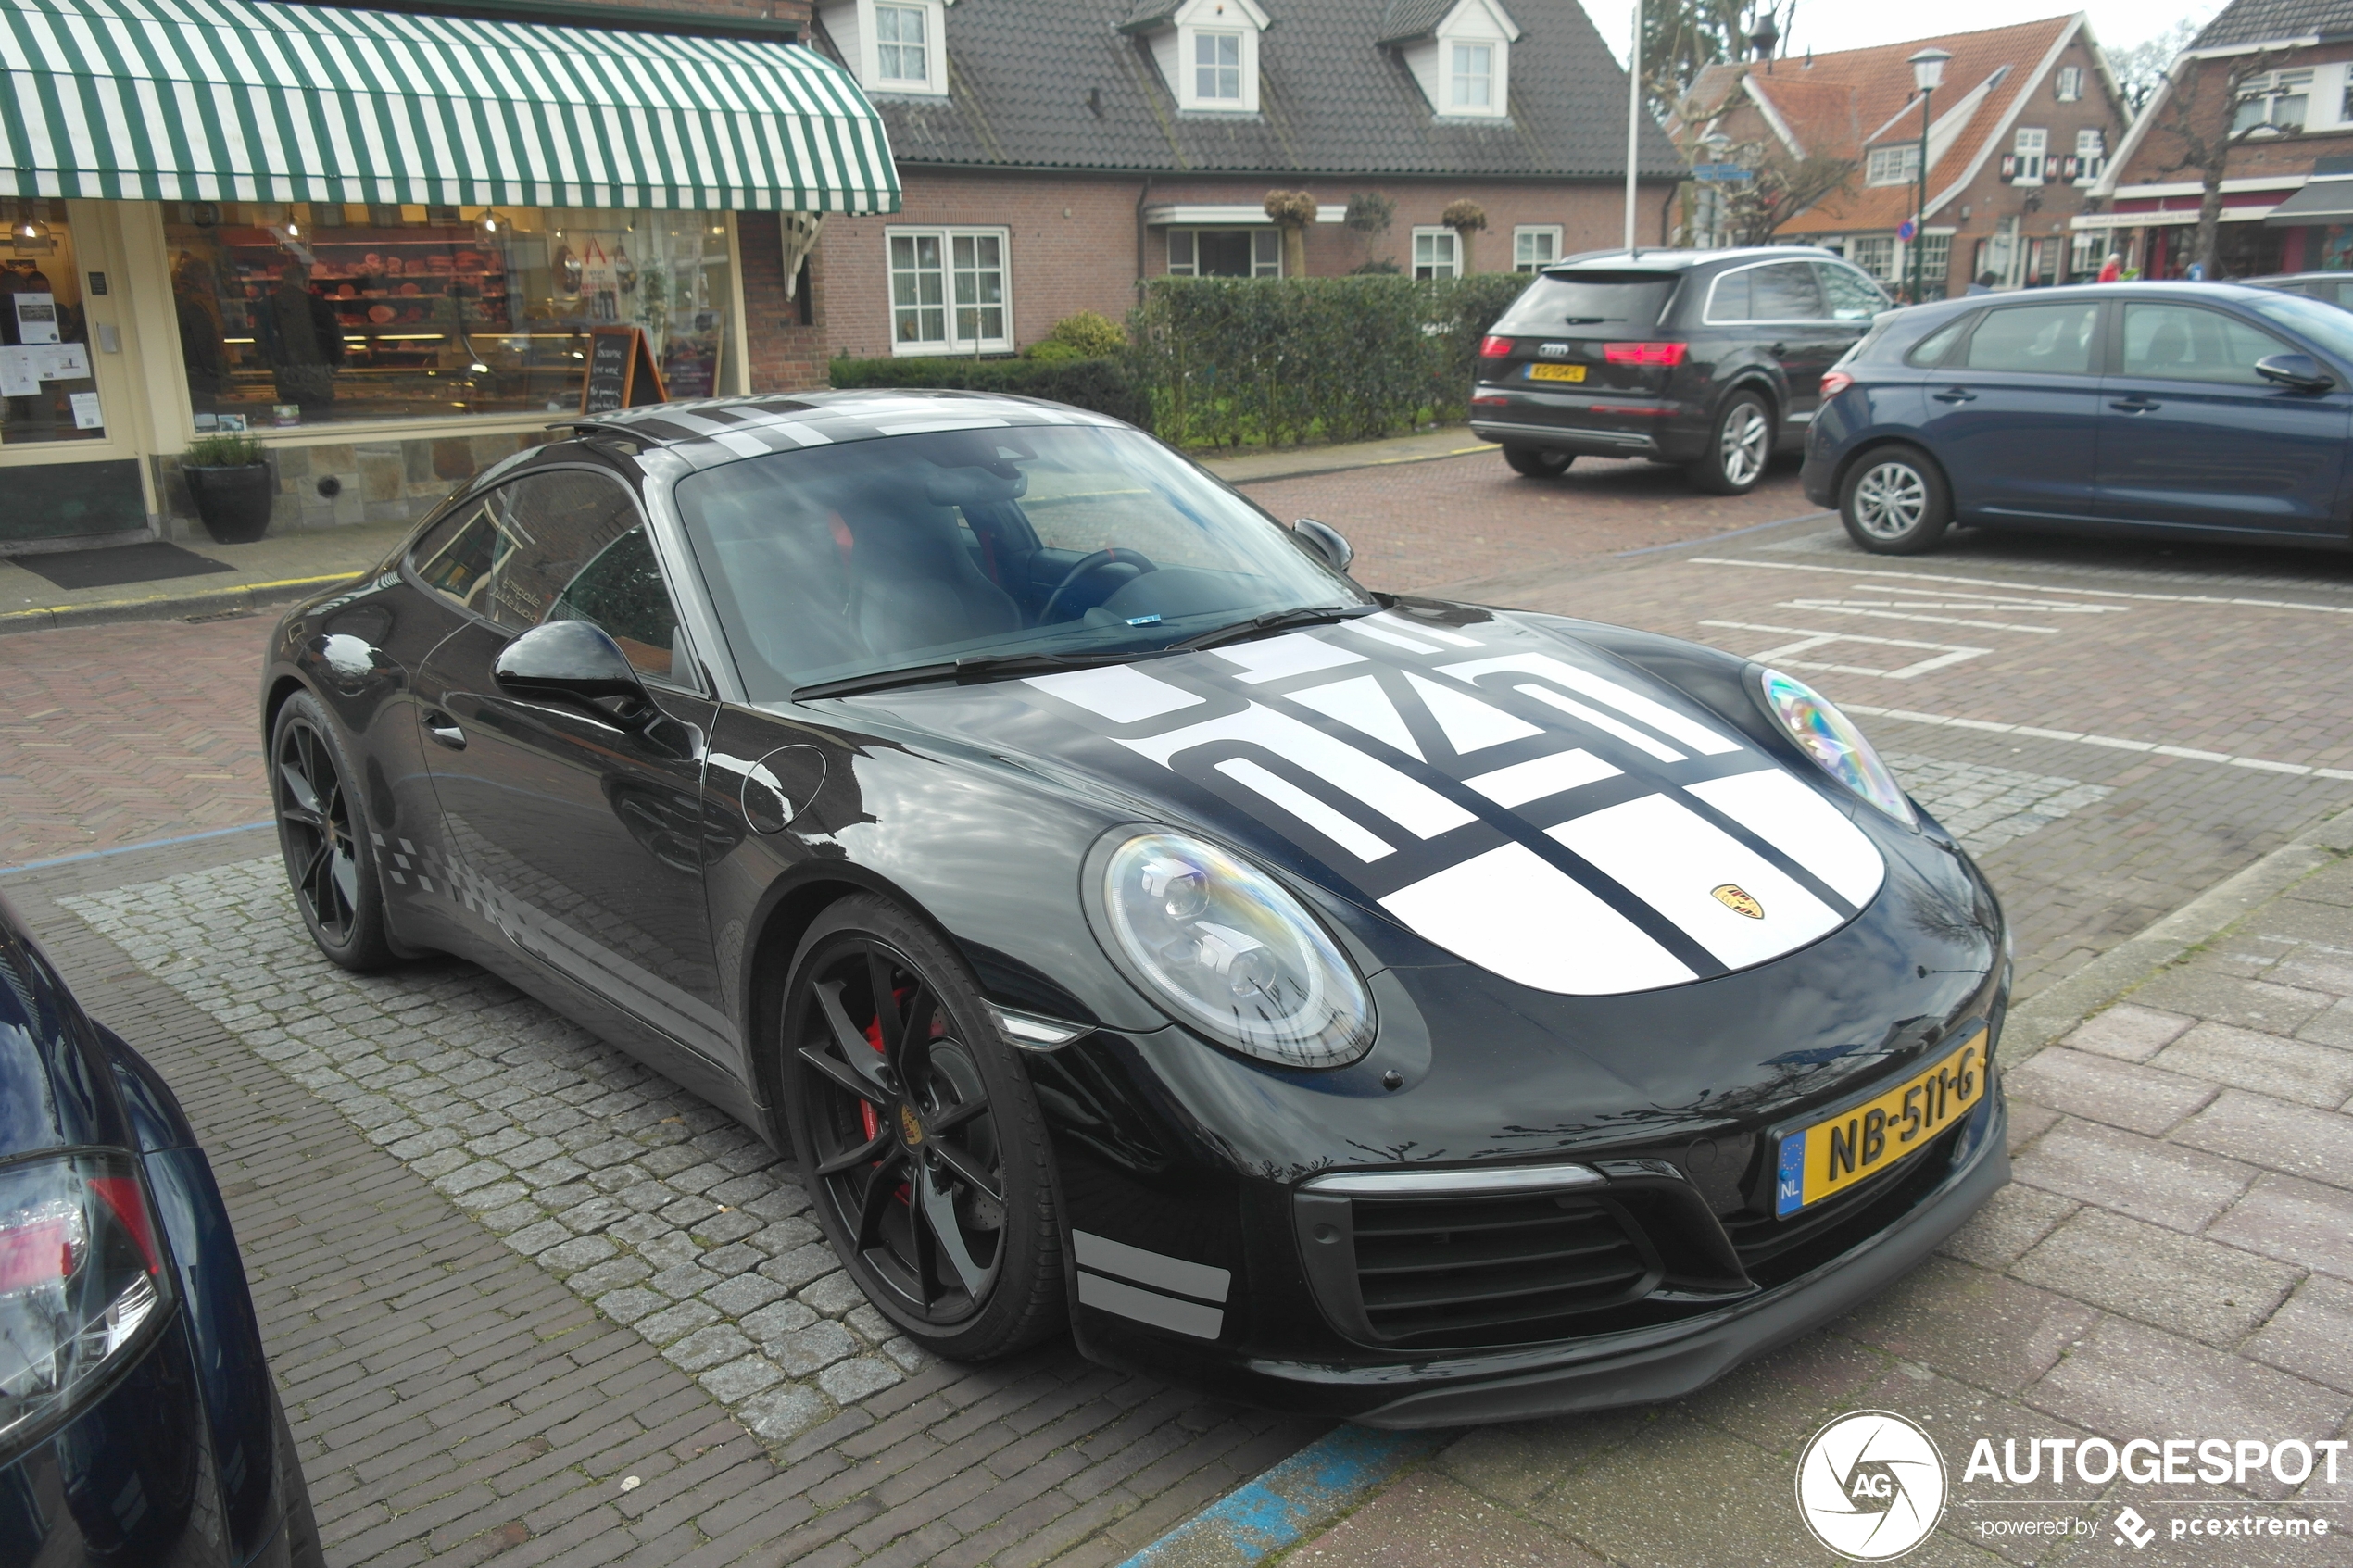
[[2097, 251, 2122, 282]]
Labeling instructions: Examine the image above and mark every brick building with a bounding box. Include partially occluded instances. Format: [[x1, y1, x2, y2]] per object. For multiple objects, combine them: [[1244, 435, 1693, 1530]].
[[2088, 0, 2353, 279], [1676, 17, 2130, 298], [0, 0, 886, 549], [799, 0, 1684, 362]]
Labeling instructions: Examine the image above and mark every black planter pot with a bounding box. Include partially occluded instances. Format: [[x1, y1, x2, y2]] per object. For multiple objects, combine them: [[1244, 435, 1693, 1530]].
[[184, 462, 275, 544]]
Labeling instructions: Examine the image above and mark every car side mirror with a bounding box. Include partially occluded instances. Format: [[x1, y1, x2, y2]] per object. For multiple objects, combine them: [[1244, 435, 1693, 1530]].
[[1293, 518, 1354, 573], [2256, 352, 2336, 393], [494, 620, 648, 707]]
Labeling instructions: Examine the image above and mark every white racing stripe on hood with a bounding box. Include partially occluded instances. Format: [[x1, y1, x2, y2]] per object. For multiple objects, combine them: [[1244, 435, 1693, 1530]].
[[1380, 843, 1699, 994], [1212, 632, 1367, 684], [1549, 794, 1842, 968], [1026, 665, 1205, 722], [1464, 748, 1620, 809], [1683, 770, 1886, 907], [1408, 673, 1543, 753], [1441, 653, 1744, 757], [1291, 675, 1424, 759], [1119, 703, 1476, 842], [1216, 759, 1396, 861], [1516, 685, 1686, 763]]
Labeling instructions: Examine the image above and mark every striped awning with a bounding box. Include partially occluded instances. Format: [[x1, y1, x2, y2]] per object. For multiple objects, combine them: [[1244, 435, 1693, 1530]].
[[0, 0, 900, 212]]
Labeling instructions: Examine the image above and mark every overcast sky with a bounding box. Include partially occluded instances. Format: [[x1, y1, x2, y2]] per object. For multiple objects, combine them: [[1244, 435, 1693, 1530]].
[[1581, 0, 2217, 73]]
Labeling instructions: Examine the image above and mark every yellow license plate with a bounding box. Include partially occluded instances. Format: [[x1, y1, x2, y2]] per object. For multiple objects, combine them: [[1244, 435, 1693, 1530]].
[[1527, 362, 1586, 383], [1775, 1032, 1987, 1216]]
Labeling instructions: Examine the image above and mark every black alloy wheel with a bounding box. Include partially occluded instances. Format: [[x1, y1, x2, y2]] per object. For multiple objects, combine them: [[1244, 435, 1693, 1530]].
[[271, 692, 396, 971], [1687, 391, 1774, 495], [1504, 445, 1575, 479], [1839, 444, 1953, 556], [782, 896, 1064, 1360]]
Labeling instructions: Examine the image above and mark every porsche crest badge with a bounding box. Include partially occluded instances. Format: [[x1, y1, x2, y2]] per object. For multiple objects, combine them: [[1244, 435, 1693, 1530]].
[[1712, 884, 1765, 920], [899, 1105, 925, 1146]]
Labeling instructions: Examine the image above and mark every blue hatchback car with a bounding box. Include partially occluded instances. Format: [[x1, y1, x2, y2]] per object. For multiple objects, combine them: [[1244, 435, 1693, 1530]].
[[0, 892, 321, 1566], [1801, 282, 2353, 554]]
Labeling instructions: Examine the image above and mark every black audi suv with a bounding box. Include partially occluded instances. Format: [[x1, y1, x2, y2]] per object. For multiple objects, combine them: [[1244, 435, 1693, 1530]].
[[1469, 246, 1893, 495]]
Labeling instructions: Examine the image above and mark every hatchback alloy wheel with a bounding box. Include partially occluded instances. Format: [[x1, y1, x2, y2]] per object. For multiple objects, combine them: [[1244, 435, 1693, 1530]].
[[1851, 461, 1927, 538], [1838, 444, 1953, 556], [783, 897, 1065, 1358]]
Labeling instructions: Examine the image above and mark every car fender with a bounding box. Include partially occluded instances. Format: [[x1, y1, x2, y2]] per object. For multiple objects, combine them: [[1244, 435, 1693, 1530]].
[[1708, 363, 1785, 431]]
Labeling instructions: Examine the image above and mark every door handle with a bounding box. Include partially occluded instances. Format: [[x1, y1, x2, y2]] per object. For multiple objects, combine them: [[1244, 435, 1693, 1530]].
[[422, 709, 466, 749], [1932, 387, 1978, 404], [2110, 396, 2161, 412]]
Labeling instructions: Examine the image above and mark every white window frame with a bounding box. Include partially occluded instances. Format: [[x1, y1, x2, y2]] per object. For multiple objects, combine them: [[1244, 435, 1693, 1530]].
[[1412, 226, 1460, 279], [1917, 232, 1951, 282], [2073, 127, 2107, 186], [1451, 42, 1493, 108], [874, 2, 930, 85], [2055, 65, 2082, 102], [1864, 144, 1920, 187], [1165, 228, 1281, 277], [1194, 29, 1242, 101], [1400, 0, 1515, 119], [1846, 234, 1897, 282], [885, 225, 1012, 357], [818, 0, 950, 98], [2234, 68, 2314, 132], [1152, 0, 1268, 113], [2011, 127, 2048, 186], [1512, 225, 1561, 271]]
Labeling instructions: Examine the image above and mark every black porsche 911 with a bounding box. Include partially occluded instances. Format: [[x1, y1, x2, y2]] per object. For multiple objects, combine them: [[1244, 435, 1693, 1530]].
[[258, 390, 2009, 1425]]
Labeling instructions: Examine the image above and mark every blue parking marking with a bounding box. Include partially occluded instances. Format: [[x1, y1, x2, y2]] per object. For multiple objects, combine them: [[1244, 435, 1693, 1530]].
[[1116, 1423, 1439, 1568]]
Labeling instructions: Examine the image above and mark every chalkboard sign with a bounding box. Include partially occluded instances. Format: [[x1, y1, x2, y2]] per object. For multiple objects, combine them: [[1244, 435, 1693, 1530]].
[[580, 325, 668, 414]]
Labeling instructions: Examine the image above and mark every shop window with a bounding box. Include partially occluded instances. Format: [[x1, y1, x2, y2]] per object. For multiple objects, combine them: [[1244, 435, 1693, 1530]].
[[1918, 233, 1951, 282], [888, 227, 1010, 354], [1845, 235, 1897, 282], [2, 201, 106, 446], [162, 202, 734, 432], [1412, 228, 1460, 279], [1165, 230, 1281, 277], [1513, 226, 1561, 271]]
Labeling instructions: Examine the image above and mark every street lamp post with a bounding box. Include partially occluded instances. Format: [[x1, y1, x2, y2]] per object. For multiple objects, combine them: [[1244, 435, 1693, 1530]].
[[1906, 47, 1950, 303]]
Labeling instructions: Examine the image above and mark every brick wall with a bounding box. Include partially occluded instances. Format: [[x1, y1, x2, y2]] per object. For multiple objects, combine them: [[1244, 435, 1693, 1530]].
[[817, 171, 1677, 361]]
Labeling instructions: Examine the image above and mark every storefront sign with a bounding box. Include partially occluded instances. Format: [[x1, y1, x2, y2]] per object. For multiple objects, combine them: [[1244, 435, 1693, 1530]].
[[581, 326, 667, 414]]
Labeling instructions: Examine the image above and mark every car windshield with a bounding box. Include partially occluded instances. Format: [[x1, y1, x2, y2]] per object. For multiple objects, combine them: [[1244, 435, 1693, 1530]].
[[672, 424, 1369, 700], [2246, 291, 2353, 362], [1496, 270, 1678, 330]]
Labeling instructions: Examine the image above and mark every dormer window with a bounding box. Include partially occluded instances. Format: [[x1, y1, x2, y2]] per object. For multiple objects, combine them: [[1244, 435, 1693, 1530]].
[[1451, 43, 1492, 109], [816, 0, 951, 97], [1196, 31, 1242, 100], [1379, 0, 1520, 121], [1123, 0, 1270, 115]]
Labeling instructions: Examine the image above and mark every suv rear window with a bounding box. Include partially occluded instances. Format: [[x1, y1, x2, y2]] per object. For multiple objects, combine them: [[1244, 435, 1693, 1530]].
[[1494, 271, 1678, 333]]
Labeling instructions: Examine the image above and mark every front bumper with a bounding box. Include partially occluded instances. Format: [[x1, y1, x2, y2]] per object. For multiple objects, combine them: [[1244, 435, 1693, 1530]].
[[1225, 1089, 2009, 1426]]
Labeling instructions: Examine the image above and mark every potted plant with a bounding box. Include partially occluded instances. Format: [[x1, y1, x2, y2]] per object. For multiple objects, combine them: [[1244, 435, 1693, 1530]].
[[182, 432, 273, 544]]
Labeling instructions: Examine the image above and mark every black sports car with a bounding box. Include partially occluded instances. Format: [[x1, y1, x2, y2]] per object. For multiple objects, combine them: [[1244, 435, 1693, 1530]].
[[258, 390, 2009, 1425]]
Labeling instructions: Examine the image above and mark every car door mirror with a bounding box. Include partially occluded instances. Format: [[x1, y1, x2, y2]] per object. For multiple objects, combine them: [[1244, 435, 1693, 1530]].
[[494, 620, 648, 706], [2256, 353, 2336, 393], [1293, 518, 1354, 573]]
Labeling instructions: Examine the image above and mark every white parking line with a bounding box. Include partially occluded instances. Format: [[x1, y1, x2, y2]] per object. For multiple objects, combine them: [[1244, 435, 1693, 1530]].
[[1699, 621, 1991, 681], [1843, 703, 2353, 781], [1693, 558, 2353, 616], [1778, 599, 2065, 635]]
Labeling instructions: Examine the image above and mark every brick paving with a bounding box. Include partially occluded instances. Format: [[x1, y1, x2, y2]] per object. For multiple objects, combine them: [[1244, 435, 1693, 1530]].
[[1290, 819, 2353, 1566]]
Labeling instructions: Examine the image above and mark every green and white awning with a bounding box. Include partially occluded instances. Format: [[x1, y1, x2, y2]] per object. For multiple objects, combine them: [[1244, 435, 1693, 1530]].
[[0, 0, 900, 212]]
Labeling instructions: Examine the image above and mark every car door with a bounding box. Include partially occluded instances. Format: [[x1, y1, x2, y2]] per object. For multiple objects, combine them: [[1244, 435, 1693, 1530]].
[[1748, 261, 1843, 423], [1914, 298, 2105, 521], [412, 466, 739, 1070], [2095, 299, 2353, 536]]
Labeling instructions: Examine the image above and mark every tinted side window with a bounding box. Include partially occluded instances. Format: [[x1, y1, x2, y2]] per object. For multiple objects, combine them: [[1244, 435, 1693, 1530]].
[[1817, 263, 1889, 321], [2120, 303, 2290, 385], [1750, 262, 1826, 321], [1705, 269, 1754, 322], [1962, 303, 2098, 374], [411, 492, 510, 616], [1906, 313, 1977, 366]]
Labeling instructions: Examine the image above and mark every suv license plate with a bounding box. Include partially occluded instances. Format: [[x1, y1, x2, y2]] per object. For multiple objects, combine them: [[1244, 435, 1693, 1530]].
[[1527, 363, 1586, 383], [1775, 1032, 1986, 1216]]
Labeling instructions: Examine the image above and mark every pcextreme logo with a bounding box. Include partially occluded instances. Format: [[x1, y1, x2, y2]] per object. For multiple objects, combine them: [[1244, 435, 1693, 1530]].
[[1795, 1411, 1947, 1561]]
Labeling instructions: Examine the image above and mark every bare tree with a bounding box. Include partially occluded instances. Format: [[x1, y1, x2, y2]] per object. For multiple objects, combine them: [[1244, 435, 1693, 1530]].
[[1714, 144, 1859, 245], [2155, 48, 2298, 276], [2106, 19, 2197, 111], [1642, 0, 1795, 121]]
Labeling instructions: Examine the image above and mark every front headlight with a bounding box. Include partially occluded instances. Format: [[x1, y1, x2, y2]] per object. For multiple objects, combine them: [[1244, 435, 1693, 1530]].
[[1095, 830, 1375, 1068], [1756, 668, 1916, 826]]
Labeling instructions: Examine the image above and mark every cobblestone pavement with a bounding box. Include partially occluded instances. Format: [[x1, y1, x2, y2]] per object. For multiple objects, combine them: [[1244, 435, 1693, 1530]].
[[1292, 811, 2353, 1567]]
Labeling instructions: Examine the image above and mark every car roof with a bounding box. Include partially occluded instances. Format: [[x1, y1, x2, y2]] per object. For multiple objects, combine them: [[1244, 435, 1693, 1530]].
[[1545, 245, 1837, 274], [562, 388, 1131, 471]]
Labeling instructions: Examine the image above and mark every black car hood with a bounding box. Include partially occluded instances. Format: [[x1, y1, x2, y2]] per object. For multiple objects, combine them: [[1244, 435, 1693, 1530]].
[[826, 606, 1894, 997]]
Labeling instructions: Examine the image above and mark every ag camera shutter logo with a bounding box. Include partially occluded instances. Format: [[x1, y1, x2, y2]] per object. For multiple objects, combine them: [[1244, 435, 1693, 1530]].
[[1795, 1411, 1948, 1560]]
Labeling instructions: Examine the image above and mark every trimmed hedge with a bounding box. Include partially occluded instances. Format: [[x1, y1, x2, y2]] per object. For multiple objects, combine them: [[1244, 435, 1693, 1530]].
[[1129, 271, 1531, 448], [826, 353, 1149, 428]]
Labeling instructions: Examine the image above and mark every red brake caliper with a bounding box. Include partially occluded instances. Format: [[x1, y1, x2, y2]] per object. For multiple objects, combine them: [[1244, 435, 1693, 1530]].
[[859, 995, 914, 1207]]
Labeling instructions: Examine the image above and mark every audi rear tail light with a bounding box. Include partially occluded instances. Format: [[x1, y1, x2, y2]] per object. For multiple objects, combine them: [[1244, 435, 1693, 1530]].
[[1820, 370, 1856, 399], [1602, 342, 1689, 366], [0, 1154, 170, 1455], [1478, 335, 1514, 358]]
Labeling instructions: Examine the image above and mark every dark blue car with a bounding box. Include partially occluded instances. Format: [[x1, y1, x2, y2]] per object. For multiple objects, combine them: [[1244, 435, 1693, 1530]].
[[0, 892, 321, 1566], [1801, 282, 2353, 554]]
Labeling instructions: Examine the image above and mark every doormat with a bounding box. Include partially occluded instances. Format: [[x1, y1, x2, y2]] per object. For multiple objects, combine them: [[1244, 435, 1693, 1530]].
[[9, 541, 233, 592]]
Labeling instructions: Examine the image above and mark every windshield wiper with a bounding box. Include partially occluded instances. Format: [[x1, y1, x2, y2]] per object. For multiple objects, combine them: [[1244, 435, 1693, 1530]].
[[1171, 604, 1376, 653], [793, 647, 1151, 702]]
